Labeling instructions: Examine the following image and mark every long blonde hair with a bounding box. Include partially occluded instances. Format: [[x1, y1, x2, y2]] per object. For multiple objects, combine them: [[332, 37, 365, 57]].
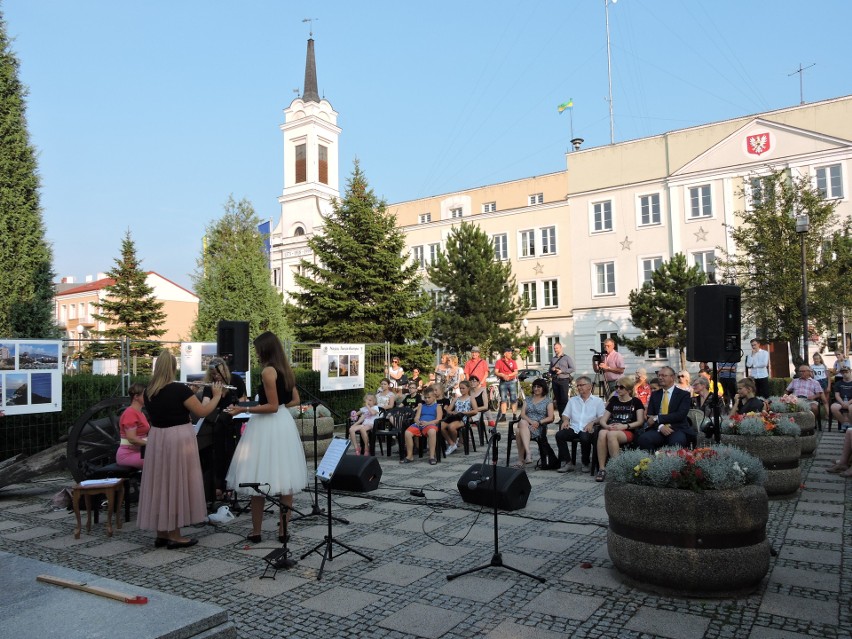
[[148, 349, 177, 397], [205, 357, 231, 384]]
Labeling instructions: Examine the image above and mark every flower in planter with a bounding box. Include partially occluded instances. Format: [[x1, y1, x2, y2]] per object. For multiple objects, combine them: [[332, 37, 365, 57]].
[[609, 444, 765, 491], [722, 411, 801, 437], [767, 395, 811, 414]]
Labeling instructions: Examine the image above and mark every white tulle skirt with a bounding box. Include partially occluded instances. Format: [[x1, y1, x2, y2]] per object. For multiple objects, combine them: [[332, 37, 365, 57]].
[[225, 409, 308, 496]]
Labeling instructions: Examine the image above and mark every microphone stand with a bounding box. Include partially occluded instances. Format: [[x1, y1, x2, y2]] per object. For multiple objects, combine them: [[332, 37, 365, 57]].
[[447, 417, 545, 583], [291, 385, 348, 525], [239, 483, 296, 579]]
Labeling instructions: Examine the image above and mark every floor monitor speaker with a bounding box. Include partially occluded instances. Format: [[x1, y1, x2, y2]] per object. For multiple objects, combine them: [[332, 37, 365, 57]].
[[457, 464, 530, 511], [327, 455, 382, 493]]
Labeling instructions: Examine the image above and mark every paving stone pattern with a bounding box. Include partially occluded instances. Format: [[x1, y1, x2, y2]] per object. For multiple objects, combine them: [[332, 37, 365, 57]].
[[0, 424, 850, 638]]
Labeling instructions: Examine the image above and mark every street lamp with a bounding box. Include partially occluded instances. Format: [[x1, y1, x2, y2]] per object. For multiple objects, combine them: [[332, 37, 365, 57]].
[[796, 212, 810, 364]]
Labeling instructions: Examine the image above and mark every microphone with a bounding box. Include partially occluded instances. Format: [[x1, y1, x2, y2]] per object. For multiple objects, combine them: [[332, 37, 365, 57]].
[[467, 477, 489, 490], [409, 489, 425, 498], [238, 483, 261, 489]]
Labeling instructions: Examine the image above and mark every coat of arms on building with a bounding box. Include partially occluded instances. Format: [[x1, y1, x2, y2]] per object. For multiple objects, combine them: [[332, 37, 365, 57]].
[[746, 133, 771, 156]]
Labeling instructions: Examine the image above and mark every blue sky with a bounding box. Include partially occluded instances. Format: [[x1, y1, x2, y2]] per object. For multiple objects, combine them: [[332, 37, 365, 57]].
[[4, 0, 851, 290]]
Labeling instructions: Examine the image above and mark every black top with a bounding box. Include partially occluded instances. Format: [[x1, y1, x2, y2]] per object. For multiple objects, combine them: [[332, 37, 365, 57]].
[[737, 396, 765, 415], [202, 373, 247, 410], [604, 397, 645, 426], [258, 368, 293, 406], [144, 383, 193, 428]]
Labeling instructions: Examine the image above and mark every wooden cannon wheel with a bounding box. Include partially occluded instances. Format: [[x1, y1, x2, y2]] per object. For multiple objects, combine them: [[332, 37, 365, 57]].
[[66, 396, 131, 483]]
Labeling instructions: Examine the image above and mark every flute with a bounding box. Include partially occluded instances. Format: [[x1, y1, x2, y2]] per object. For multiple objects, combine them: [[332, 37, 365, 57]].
[[182, 381, 238, 390]]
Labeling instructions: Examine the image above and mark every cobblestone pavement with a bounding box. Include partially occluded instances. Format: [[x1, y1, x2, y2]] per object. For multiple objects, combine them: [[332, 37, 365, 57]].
[[0, 426, 849, 639]]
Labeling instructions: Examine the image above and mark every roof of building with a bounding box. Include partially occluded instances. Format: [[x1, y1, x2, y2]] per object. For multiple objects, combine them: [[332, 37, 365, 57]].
[[55, 271, 197, 299], [302, 38, 320, 103]]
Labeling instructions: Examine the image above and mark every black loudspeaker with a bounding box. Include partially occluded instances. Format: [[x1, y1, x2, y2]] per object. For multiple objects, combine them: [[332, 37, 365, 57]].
[[327, 455, 382, 493], [686, 285, 742, 362], [457, 464, 531, 511], [217, 320, 250, 371]]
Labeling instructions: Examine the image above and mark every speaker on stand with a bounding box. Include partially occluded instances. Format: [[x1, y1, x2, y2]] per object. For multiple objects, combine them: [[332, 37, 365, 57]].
[[217, 320, 250, 371]]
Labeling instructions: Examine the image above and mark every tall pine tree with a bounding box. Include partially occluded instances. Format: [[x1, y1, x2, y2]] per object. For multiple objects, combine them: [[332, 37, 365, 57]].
[[191, 196, 290, 342], [92, 231, 166, 351], [620, 253, 706, 370], [289, 162, 431, 344], [0, 11, 58, 338], [427, 221, 528, 355]]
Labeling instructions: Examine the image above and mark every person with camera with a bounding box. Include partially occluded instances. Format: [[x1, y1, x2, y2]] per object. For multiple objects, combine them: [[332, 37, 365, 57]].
[[597, 339, 624, 396], [549, 341, 575, 415]]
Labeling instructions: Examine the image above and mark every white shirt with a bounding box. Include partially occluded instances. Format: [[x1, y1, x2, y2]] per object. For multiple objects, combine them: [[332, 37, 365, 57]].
[[561, 394, 605, 434], [745, 349, 769, 379]]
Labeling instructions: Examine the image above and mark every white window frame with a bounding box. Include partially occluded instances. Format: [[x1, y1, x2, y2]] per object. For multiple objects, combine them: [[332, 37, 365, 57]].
[[521, 281, 538, 309], [542, 279, 559, 308], [592, 260, 616, 297], [691, 249, 716, 280], [492, 233, 508, 261], [638, 255, 664, 286], [591, 200, 614, 233], [647, 347, 669, 360], [528, 193, 544, 205], [540, 226, 557, 256], [637, 192, 661, 227], [428, 243, 441, 265], [412, 245, 424, 269], [519, 229, 536, 258], [688, 184, 713, 220], [449, 207, 463, 219], [815, 163, 844, 200], [429, 289, 444, 307], [482, 201, 497, 213], [545, 336, 560, 361], [419, 212, 432, 224]]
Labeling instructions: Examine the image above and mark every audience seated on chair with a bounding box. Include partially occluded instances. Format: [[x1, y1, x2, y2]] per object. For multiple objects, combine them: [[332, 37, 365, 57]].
[[116, 383, 149, 469], [636, 366, 693, 452], [595, 378, 645, 481], [831, 365, 852, 432], [401, 387, 443, 465], [514, 379, 555, 468], [441, 381, 476, 455], [787, 364, 825, 423], [556, 375, 604, 473], [349, 393, 379, 456]]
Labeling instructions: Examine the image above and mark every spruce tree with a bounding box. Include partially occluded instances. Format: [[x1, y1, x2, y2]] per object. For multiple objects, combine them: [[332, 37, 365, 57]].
[[191, 196, 291, 342], [717, 170, 840, 366], [427, 221, 528, 355], [0, 11, 58, 338], [289, 161, 431, 344], [92, 231, 166, 350], [620, 253, 706, 370]]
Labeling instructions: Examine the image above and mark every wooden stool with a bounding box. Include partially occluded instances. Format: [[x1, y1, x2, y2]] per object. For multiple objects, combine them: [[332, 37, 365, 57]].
[[72, 480, 125, 539]]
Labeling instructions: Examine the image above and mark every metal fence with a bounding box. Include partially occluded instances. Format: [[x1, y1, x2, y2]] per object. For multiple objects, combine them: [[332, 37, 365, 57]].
[[0, 338, 391, 461]]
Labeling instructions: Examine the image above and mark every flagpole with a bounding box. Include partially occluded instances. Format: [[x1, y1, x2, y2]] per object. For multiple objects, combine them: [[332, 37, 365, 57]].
[[605, 0, 615, 144], [570, 108, 574, 141]]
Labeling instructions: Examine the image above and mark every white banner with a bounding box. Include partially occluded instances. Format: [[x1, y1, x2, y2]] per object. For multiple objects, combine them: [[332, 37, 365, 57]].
[[0, 339, 63, 415], [180, 342, 217, 383], [319, 343, 365, 392]]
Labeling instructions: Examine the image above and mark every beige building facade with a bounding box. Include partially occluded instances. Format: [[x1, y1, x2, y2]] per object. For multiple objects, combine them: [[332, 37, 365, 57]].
[[390, 96, 852, 377]]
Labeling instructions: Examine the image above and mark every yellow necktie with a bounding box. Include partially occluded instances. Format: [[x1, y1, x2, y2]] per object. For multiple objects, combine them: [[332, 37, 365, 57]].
[[661, 390, 669, 415]]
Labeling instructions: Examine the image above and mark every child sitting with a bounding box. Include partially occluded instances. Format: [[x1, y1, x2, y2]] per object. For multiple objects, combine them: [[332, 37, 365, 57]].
[[401, 380, 421, 409], [350, 393, 380, 455], [401, 387, 443, 465], [441, 380, 475, 455]]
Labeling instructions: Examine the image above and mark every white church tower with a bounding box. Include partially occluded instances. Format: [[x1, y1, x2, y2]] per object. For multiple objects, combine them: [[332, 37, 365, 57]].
[[269, 37, 340, 299]]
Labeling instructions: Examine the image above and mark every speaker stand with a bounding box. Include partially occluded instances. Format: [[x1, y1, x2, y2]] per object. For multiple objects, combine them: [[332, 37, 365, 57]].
[[300, 480, 372, 580], [447, 429, 545, 583]]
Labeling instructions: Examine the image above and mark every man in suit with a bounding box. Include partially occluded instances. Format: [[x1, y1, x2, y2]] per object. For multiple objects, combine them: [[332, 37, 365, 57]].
[[636, 366, 694, 451]]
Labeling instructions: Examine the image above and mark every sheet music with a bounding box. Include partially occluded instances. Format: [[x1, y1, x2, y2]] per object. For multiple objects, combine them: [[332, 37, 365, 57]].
[[316, 437, 352, 481]]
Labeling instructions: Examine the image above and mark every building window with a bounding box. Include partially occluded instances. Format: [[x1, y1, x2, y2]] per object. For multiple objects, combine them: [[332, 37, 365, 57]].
[[816, 164, 843, 199], [749, 176, 774, 208], [318, 144, 328, 184], [482, 201, 496, 213], [540, 226, 556, 255], [412, 246, 424, 269], [429, 289, 444, 307], [295, 143, 306, 183], [593, 200, 613, 232], [428, 243, 440, 265], [493, 233, 508, 261], [546, 337, 559, 360], [69, 303, 76, 319], [293, 226, 305, 236], [689, 185, 712, 218], [599, 332, 618, 353], [520, 230, 535, 258], [60, 305, 67, 322], [639, 193, 661, 226], [594, 261, 616, 296], [419, 212, 431, 224], [528, 193, 544, 205], [273, 268, 281, 287], [647, 347, 669, 360], [542, 280, 558, 308], [522, 282, 537, 309], [450, 207, 463, 219], [641, 256, 663, 285], [693, 250, 716, 281]]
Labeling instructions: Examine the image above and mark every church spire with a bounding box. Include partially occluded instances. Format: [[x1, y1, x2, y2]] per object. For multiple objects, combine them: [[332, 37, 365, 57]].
[[302, 38, 320, 103]]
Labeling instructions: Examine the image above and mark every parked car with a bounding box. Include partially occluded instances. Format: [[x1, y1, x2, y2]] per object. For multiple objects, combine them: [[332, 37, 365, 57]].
[[517, 368, 546, 382]]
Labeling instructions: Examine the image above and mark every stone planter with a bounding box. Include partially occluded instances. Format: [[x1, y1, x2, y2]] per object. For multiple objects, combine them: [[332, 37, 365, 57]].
[[605, 482, 770, 595], [294, 416, 335, 460], [721, 434, 800, 496], [786, 411, 816, 456]]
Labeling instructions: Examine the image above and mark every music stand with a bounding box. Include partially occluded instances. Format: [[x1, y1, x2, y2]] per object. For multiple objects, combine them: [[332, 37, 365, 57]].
[[238, 482, 296, 579], [300, 438, 373, 580], [447, 412, 545, 584]]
